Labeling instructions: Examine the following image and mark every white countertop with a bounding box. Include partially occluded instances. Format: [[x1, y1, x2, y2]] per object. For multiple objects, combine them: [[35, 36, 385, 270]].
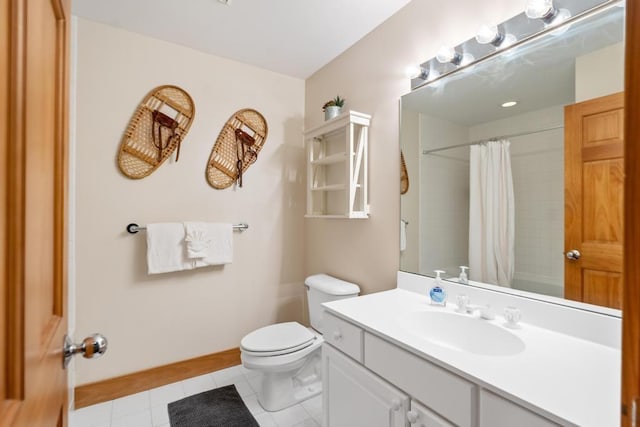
[[323, 288, 620, 427]]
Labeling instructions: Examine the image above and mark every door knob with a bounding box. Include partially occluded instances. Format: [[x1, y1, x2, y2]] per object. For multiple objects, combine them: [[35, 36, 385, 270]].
[[407, 410, 419, 424], [566, 249, 581, 260], [63, 333, 108, 369]]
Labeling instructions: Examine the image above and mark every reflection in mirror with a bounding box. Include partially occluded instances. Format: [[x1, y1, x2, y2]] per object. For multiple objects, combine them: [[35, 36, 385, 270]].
[[400, 3, 624, 309]]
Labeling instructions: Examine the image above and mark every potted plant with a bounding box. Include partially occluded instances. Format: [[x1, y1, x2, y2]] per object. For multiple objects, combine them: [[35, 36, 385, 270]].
[[322, 95, 345, 121]]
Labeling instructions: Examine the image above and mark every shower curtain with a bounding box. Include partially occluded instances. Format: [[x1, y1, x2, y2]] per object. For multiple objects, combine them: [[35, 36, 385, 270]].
[[468, 140, 515, 287]]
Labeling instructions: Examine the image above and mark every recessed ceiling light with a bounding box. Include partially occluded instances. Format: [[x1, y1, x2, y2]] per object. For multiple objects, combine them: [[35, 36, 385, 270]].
[[501, 101, 518, 108]]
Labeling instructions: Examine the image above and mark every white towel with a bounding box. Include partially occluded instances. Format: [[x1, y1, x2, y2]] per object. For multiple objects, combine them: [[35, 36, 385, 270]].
[[146, 222, 233, 274], [184, 222, 211, 259], [146, 223, 188, 274], [188, 223, 233, 267]]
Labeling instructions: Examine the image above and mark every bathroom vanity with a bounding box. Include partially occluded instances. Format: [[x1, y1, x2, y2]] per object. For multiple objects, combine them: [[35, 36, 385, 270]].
[[321, 2, 624, 424], [321, 272, 620, 427]]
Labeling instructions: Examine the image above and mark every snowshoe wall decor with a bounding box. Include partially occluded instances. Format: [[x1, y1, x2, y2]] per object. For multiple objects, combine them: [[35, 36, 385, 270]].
[[118, 85, 195, 179], [206, 108, 268, 189]]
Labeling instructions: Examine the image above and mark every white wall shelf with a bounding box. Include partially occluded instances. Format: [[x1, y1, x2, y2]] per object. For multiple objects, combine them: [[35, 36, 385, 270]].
[[310, 152, 346, 166], [304, 110, 371, 219]]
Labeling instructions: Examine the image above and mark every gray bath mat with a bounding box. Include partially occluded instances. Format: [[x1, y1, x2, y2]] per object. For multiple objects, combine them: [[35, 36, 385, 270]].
[[168, 384, 259, 427]]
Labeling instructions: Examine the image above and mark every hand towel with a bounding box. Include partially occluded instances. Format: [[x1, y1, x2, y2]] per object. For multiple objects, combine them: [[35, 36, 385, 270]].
[[184, 222, 211, 259], [146, 223, 189, 274], [189, 223, 233, 267]]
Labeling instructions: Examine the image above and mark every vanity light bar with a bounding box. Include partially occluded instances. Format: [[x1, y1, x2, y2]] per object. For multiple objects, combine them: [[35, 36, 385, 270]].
[[409, 0, 622, 90]]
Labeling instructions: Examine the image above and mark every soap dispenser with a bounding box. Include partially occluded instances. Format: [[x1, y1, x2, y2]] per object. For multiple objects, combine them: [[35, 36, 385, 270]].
[[430, 270, 447, 306], [459, 266, 469, 284]]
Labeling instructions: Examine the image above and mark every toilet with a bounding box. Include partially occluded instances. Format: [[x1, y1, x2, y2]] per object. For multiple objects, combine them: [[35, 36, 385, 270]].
[[240, 274, 360, 412]]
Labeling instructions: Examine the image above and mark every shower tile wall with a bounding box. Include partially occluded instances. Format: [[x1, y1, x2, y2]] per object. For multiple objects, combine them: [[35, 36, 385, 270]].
[[420, 115, 470, 277], [510, 130, 564, 294]]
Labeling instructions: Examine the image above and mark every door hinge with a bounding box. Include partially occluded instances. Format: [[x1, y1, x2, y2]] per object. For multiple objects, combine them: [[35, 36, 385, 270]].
[[624, 397, 640, 427]]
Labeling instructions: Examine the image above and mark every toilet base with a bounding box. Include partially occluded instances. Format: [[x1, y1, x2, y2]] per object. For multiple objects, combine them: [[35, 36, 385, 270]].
[[256, 350, 322, 412]]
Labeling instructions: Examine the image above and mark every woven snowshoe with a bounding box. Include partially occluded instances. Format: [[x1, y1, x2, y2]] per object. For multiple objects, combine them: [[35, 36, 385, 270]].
[[401, 150, 409, 194], [206, 108, 268, 189], [118, 85, 195, 179]]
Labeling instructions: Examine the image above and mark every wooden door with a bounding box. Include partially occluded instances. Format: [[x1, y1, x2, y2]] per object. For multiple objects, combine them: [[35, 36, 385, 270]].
[[1, 0, 70, 426], [564, 92, 624, 309]]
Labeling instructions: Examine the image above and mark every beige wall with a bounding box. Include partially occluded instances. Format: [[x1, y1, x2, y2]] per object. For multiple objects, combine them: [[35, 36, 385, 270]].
[[576, 42, 625, 102], [304, 0, 523, 294], [75, 19, 305, 384]]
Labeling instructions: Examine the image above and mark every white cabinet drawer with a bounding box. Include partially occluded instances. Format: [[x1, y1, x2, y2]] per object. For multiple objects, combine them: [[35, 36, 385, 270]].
[[408, 399, 455, 427], [480, 390, 560, 427], [364, 332, 476, 427], [323, 311, 364, 362]]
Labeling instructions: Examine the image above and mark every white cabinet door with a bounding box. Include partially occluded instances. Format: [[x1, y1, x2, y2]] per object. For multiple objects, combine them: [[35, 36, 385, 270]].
[[323, 344, 409, 427]]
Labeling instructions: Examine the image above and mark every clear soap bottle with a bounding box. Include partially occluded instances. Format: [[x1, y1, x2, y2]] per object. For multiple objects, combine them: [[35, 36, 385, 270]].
[[459, 266, 469, 284]]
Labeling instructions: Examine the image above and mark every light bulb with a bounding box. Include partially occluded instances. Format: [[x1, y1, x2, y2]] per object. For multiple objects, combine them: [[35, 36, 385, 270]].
[[405, 65, 421, 79], [525, 0, 553, 19], [405, 66, 429, 80], [475, 25, 500, 45], [475, 25, 517, 49], [436, 46, 459, 64]]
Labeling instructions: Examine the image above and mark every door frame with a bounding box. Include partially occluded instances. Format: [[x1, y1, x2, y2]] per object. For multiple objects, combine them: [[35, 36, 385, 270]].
[[622, 0, 640, 424]]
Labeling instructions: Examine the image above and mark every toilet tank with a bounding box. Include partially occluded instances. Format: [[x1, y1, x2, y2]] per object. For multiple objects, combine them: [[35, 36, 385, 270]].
[[305, 274, 360, 333]]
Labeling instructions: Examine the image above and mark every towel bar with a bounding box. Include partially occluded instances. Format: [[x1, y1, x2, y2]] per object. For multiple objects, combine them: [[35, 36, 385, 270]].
[[126, 222, 249, 234]]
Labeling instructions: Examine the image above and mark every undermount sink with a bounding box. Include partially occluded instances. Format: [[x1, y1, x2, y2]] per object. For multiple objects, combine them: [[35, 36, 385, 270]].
[[396, 310, 526, 356]]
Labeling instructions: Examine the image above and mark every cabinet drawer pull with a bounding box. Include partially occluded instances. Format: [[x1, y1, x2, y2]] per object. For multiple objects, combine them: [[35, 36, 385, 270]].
[[333, 331, 343, 341], [391, 398, 402, 411], [407, 410, 419, 424]]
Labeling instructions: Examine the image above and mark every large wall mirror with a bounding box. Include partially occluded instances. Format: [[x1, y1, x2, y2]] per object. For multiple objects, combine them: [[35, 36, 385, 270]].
[[400, 0, 624, 310]]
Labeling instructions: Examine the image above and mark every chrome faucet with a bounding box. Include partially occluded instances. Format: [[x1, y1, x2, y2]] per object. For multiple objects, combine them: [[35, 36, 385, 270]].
[[466, 304, 495, 320], [456, 295, 495, 320]]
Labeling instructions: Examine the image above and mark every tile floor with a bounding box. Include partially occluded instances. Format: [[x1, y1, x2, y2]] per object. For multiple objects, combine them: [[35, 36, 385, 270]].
[[69, 365, 322, 427]]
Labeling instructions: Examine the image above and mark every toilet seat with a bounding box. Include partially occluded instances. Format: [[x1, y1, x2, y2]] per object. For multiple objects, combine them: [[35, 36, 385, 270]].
[[241, 334, 323, 372], [241, 322, 315, 357]]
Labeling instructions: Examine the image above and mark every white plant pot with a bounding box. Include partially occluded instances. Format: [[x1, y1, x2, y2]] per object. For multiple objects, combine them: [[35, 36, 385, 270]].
[[324, 106, 341, 121]]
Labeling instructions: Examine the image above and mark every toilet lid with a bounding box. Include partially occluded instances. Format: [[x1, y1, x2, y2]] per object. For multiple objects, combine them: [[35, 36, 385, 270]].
[[241, 322, 315, 354]]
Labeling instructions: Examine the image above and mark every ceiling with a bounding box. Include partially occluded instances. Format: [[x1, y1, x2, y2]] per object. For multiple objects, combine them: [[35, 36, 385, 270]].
[[71, 0, 413, 79]]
